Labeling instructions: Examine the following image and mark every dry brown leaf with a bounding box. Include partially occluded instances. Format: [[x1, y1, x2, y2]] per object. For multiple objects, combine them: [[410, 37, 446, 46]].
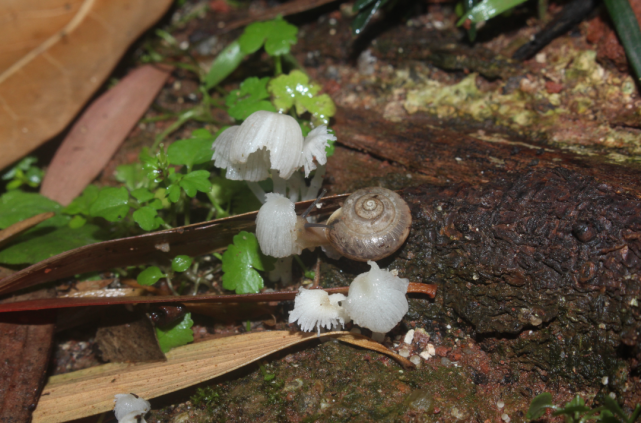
[[0, 211, 54, 249], [0, 0, 173, 170], [33, 331, 410, 422], [41, 65, 172, 205]]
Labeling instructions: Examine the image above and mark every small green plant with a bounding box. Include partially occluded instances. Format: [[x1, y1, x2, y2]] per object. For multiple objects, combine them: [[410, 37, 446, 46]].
[[527, 392, 641, 423], [1, 156, 44, 190], [155, 312, 194, 353], [221, 231, 275, 294], [260, 364, 276, 382], [191, 386, 221, 413], [137, 255, 195, 295]]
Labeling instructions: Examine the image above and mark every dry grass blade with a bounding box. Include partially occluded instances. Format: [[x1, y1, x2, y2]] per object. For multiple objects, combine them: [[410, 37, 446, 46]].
[[0, 212, 54, 249], [0, 195, 346, 296], [0, 0, 173, 170], [333, 332, 415, 368], [41, 65, 173, 206], [32, 330, 409, 423]]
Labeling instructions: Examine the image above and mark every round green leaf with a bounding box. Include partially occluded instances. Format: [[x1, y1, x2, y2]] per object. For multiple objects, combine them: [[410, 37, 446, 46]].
[[137, 266, 165, 286], [133, 206, 160, 231], [171, 255, 193, 272]]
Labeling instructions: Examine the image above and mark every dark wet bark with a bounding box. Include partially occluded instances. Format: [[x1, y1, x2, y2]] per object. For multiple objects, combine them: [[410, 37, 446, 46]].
[[0, 290, 55, 423], [391, 168, 640, 388]]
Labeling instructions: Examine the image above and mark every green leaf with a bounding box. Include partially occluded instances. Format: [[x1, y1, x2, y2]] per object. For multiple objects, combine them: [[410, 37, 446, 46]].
[[0, 191, 61, 228], [225, 77, 277, 120], [24, 167, 44, 187], [526, 392, 554, 420], [2, 156, 38, 180], [604, 0, 641, 83], [353, 0, 377, 12], [167, 184, 182, 203], [456, 0, 528, 25], [89, 187, 130, 222], [238, 17, 298, 56], [351, 0, 387, 35], [63, 185, 100, 216], [155, 313, 194, 353], [137, 266, 165, 286], [133, 206, 160, 231], [131, 188, 155, 203], [603, 395, 627, 421], [115, 163, 148, 190], [221, 231, 275, 294], [205, 40, 244, 89], [0, 224, 102, 265], [268, 70, 335, 125], [179, 170, 212, 197], [68, 215, 87, 229], [149, 198, 164, 210], [172, 255, 193, 272], [167, 130, 215, 168]]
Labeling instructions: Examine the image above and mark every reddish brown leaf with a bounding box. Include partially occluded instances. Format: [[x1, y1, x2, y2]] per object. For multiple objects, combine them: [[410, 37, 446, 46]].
[[0, 283, 436, 313], [41, 65, 173, 205], [0, 290, 56, 423]]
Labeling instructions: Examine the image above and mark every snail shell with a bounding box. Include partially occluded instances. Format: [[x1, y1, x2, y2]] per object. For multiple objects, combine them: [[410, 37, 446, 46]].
[[326, 187, 412, 262]]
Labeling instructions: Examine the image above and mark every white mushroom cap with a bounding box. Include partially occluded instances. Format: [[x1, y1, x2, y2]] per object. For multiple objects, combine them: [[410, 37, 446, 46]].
[[256, 193, 301, 257], [289, 287, 348, 334], [343, 261, 409, 333], [212, 111, 304, 181], [114, 394, 150, 423], [301, 125, 336, 176]]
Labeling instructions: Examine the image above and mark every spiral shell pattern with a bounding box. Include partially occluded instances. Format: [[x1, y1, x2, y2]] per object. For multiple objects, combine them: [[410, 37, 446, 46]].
[[327, 187, 412, 261]]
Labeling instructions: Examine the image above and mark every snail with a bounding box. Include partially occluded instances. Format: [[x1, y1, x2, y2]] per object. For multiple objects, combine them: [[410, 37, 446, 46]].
[[255, 187, 412, 262]]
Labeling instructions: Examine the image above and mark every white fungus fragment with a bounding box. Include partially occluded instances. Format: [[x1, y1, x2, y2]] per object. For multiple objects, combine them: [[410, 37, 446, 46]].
[[114, 393, 151, 423], [289, 287, 348, 334], [502, 413, 511, 423], [404, 329, 415, 345], [255, 193, 300, 257], [343, 261, 409, 333]]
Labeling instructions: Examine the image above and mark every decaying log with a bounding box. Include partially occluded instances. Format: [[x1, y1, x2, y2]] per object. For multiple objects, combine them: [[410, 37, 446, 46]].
[[392, 168, 640, 389]]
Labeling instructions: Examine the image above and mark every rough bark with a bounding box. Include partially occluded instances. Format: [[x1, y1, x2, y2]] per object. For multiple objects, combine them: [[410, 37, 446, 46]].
[[390, 168, 640, 389]]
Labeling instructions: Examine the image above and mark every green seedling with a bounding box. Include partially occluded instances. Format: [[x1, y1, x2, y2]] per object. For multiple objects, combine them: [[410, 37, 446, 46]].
[[2, 156, 44, 190], [156, 312, 194, 353], [221, 231, 275, 294]]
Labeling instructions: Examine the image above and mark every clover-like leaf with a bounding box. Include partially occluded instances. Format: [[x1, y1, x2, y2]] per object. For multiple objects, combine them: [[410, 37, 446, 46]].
[[179, 170, 212, 197], [221, 231, 275, 294], [268, 70, 335, 125], [171, 255, 193, 272], [225, 77, 277, 120], [137, 266, 165, 286], [238, 17, 298, 56], [89, 187, 130, 222], [133, 206, 161, 231], [155, 312, 194, 353], [167, 129, 216, 169]]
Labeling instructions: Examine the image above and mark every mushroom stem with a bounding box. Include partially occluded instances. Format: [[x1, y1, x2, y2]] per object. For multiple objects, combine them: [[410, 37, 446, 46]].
[[272, 172, 287, 196], [303, 165, 326, 201], [247, 182, 266, 204]]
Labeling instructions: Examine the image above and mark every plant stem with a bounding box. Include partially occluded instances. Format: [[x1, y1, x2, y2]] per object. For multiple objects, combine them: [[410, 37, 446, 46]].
[[274, 55, 282, 76], [151, 109, 198, 151]]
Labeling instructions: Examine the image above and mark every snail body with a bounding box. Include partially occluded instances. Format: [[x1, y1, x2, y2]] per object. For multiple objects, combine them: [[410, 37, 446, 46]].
[[256, 187, 412, 261], [325, 187, 412, 261]]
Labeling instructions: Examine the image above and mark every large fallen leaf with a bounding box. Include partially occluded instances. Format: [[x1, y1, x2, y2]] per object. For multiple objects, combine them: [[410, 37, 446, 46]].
[[40, 65, 172, 205], [0, 0, 173, 170], [0, 194, 347, 296], [0, 212, 54, 249], [32, 331, 411, 423]]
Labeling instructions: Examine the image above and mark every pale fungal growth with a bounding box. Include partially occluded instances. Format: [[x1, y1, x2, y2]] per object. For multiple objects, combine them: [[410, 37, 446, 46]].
[[343, 260, 409, 333], [289, 287, 348, 334], [113, 393, 151, 423], [211, 111, 336, 201], [256, 193, 300, 257], [255, 193, 329, 258]]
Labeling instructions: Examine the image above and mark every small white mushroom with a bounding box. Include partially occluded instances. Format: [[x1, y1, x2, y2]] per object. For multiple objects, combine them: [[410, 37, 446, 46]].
[[343, 261, 409, 333], [113, 393, 150, 423], [289, 287, 349, 334], [212, 111, 335, 182]]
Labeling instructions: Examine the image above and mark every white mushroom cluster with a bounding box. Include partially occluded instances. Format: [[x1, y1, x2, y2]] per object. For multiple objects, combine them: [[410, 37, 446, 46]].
[[212, 111, 335, 202], [113, 394, 151, 423], [288, 261, 409, 335]]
